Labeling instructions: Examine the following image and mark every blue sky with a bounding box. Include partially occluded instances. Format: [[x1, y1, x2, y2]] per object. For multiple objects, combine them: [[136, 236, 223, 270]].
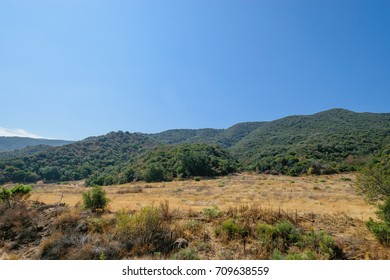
[[1, 0, 389, 140]]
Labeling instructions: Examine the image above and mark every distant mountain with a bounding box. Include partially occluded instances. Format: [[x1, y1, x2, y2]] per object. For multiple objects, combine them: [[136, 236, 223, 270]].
[[0, 108, 389, 185], [0, 145, 54, 160], [0, 136, 73, 152]]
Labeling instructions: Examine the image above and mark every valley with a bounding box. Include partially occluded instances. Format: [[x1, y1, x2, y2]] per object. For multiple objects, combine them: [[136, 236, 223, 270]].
[[30, 173, 373, 220]]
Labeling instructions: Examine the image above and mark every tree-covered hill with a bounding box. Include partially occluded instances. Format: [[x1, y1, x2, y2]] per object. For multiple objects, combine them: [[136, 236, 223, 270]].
[[0, 132, 154, 184], [0, 109, 389, 185], [229, 109, 390, 174], [85, 143, 238, 186], [0, 145, 53, 160], [149, 122, 265, 147]]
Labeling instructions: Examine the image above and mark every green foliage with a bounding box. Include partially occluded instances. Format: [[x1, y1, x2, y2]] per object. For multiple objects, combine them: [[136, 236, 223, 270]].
[[1, 109, 389, 185], [257, 220, 299, 253], [143, 164, 166, 182], [232, 109, 390, 175], [378, 199, 390, 225], [203, 206, 221, 220], [257, 220, 338, 259], [356, 146, 390, 245], [219, 218, 244, 240], [82, 186, 109, 212], [366, 219, 390, 245], [1, 131, 152, 185], [0, 187, 12, 206], [11, 184, 33, 196], [136, 143, 238, 182], [356, 146, 390, 203], [0, 184, 32, 207]]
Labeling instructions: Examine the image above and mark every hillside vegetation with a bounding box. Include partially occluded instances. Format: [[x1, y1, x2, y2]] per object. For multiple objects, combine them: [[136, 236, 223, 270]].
[[0, 132, 154, 184], [0, 109, 389, 185]]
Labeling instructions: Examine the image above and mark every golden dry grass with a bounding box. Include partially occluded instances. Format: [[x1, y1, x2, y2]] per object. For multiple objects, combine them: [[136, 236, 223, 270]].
[[29, 173, 376, 220]]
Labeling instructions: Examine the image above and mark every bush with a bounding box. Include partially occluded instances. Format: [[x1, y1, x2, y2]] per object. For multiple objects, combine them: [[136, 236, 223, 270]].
[[219, 219, 243, 240], [377, 199, 390, 225], [0, 184, 32, 207], [203, 206, 221, 220], [356, 147, 390, 245], [257, 220, 340, 259], [143, 165, 166, 182], [257, 220, 299, 253], [82, 186, 109, 212], [366, 219, 390, 246], [116, 206, 164, 244], [0, 188, 12, 206]]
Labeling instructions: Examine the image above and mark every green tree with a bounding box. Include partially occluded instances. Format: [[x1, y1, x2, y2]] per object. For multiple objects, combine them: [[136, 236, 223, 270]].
[[82, 186, 109, 212], [356, 146, 390, 245]]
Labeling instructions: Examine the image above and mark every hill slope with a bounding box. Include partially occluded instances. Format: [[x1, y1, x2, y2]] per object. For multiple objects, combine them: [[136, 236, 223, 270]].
[[0, 132, 154, 183], [0, 108, 389, 184], [230, 109, 390, 174]]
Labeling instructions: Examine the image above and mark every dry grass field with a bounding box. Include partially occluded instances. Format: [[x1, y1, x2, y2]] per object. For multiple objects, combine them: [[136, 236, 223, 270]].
[[30, 173, 375, 220], [3, 172, 389, 260]]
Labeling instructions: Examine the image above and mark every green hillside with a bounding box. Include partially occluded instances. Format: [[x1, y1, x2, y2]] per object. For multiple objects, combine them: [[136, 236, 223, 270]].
[[0, 132, 154, 184], [231, 109, 390, 175], [0, 109, 389, 185]]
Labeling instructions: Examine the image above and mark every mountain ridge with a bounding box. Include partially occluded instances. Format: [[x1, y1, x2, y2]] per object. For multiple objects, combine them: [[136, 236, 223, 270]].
[[0, 136, 73, 153], [0, 108, 389, 184]]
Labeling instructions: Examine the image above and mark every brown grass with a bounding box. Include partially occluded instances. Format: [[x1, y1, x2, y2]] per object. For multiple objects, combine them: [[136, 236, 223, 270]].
[[29, 173, 375, 220]]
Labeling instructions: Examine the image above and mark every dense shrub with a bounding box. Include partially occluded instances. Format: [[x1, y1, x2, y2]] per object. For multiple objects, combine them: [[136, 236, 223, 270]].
[[82, 186, 109, 212], [0, 184, 32, 207], [136, 144, 238, 182], [366, 219, 390, 246], [219, 219, 243, 240], [356, 146, 390, 245]]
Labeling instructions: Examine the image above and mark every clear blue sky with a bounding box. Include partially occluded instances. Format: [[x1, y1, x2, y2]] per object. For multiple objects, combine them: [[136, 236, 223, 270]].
[[1, 0, 389, 140]]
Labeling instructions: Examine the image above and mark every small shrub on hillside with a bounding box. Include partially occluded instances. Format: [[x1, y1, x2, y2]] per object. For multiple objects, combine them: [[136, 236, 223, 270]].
[[185, 220, 203, 232], [88, 217, 112, 234], [257, 220, 299, 253], [256, 220, 340, 259], [0, 188, 12, 207], [115, 206, 174, 255], [297, 229, 338, 258], [219, 218, 243, 240], [82, 186, 109, 212], [0, 184, 32, 207], [203, 206, 221, 220]]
